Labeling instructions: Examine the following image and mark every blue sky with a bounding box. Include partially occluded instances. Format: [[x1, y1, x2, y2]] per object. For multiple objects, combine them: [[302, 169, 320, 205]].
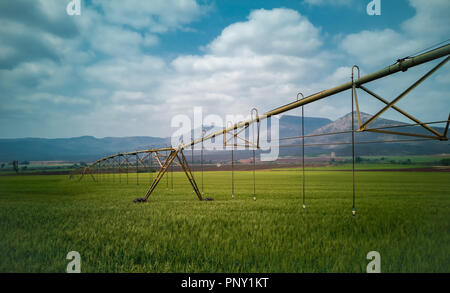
[[0, 0, 448, 138], [156, 0, 416, 57]]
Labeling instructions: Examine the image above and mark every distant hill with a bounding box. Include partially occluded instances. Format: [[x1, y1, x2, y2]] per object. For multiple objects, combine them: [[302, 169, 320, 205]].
[[278, 115, 332, 137], [0, 113, 448, 162], [183, 115, 331, 141], [0, 136, 169, 162], [280, 112, 449, 157]]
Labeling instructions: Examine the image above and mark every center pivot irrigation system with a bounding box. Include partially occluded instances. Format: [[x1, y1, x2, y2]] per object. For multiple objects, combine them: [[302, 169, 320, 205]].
[[73, 43, 450, 214]]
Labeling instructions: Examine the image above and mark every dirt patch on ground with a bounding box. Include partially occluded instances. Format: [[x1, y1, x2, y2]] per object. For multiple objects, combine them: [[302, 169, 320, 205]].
[[348, 167, 450, 172], [189, 164, 450, 172], [2, 165, 449, 176], [0, 171, 73, 176]]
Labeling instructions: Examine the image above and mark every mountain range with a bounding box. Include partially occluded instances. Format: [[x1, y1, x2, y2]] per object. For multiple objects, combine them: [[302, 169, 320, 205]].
[[0, 113, 448, 162], [280, 112, 449, 157]]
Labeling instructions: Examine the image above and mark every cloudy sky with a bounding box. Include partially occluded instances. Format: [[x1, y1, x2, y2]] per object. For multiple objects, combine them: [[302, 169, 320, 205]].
[[0, 0, 449, 139]]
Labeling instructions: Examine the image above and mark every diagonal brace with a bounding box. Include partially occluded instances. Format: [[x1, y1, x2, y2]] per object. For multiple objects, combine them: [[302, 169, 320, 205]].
[[359, 56, 449, 131], [359, 85, 445, 139]]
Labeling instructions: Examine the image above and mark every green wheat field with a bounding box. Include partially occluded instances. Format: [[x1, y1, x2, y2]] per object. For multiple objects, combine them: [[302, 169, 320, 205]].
[[0, 169, 449, 272]]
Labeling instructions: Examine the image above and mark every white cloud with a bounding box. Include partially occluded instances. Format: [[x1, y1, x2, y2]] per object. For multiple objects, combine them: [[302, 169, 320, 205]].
[[335, 0, 450, 124], [0, 1, 208, 138], [339, 29, 423, 67], [92, 0, 208, 33], [147, 8, 342, 135], [111, 91, 148, 103], [22, 93, 91, 105], [84, 56, 166, 90], [89, 24, 156, 56], [339, 0, 450, 67], [401, 0, 450, 40], [303, 0, 354, 7], [207, 8, 322, 56], [1, 2, 448, 139]]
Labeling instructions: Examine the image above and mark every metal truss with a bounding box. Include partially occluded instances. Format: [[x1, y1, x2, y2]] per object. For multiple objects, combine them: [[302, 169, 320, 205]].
[[73, 43, 450, 204], [352, 56, 450, 141], [223, 108, 260, 149], [142, 148, 202, 202]]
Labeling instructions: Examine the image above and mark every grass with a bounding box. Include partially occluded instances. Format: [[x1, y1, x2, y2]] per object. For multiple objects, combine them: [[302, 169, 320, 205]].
[[359, 155, 450, 163], [272, 163, 432, 171], [0, 169, 449, 273]]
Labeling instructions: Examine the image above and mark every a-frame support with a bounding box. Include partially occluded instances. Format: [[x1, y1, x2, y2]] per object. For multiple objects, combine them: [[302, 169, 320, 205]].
[[140, 148, 203, 202], [175, 150, 203, 201]]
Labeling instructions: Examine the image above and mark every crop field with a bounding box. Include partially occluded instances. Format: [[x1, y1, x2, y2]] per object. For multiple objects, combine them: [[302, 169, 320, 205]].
[[0, 168, 449, 273]]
